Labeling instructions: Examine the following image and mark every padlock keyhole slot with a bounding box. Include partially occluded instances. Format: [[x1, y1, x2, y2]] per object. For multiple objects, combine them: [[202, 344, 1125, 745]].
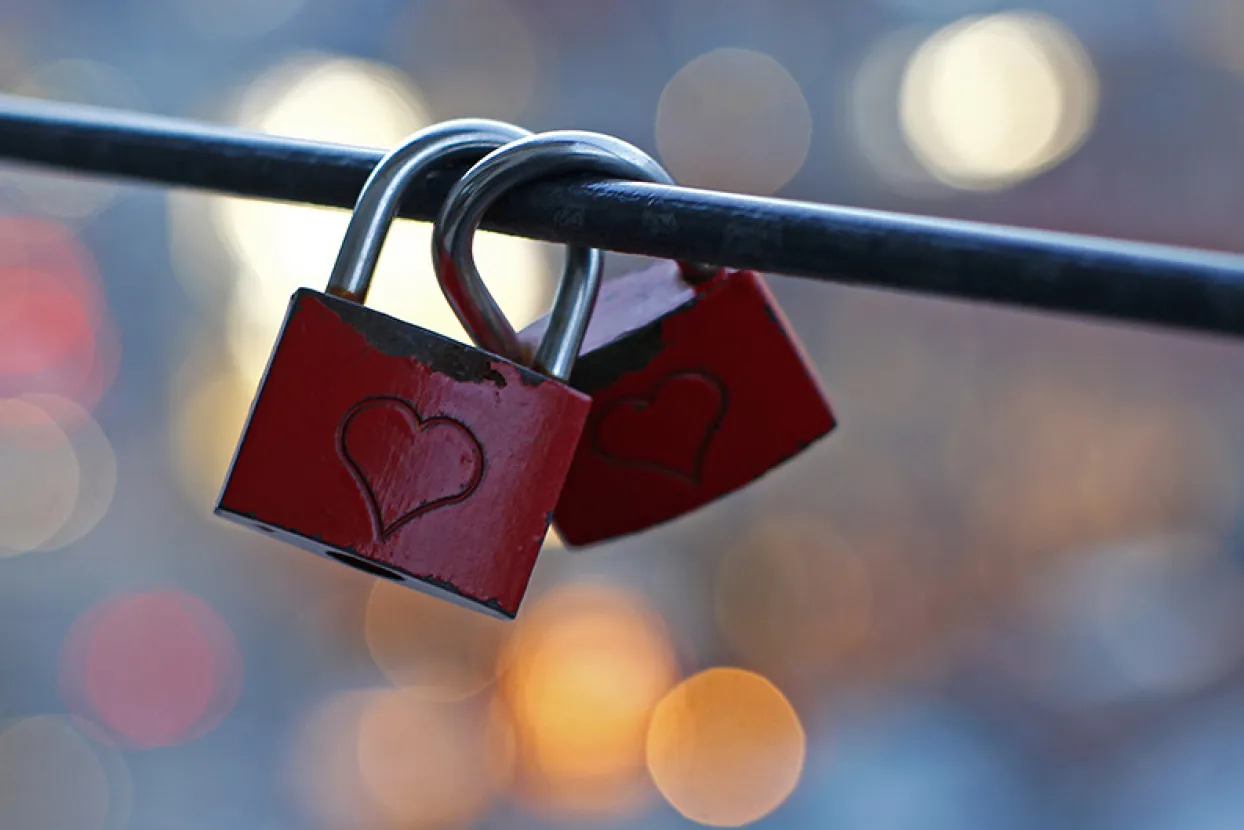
[[324, 549, 404, 582]]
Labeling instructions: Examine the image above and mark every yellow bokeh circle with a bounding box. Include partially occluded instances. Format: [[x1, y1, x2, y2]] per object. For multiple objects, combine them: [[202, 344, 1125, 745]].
[[204, 53, 554, 387], [500, 584, 678, 815], [647, 668, 805, 827], [900, 12, 1097, 190], [656, 48, 812, 195]]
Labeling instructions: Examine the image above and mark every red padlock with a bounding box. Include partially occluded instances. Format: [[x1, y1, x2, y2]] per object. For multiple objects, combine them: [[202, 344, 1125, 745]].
[[216, 120, 598, 618], [533, 260, 835, 544], [436, 132, 836, 545]]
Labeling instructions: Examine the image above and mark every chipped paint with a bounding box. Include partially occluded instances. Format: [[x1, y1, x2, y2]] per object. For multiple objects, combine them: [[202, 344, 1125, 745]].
[[305, 289, 512, 387]]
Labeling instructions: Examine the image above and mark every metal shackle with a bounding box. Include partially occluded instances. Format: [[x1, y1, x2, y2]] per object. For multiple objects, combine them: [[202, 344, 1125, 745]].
[[325, 119, 532, 304], [432, 131, 680, 381]]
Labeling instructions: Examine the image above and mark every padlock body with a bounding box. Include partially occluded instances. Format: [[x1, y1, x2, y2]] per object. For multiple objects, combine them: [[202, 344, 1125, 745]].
[[218, 289, 589, 618], [521, 262, 834, 546]]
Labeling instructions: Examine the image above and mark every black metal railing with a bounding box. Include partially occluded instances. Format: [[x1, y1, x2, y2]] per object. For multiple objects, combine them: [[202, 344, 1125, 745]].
[[3, 94, 1244, 338]]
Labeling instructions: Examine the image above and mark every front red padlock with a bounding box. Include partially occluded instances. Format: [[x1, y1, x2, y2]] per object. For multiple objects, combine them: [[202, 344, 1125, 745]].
[[435, 132, 836, 546], [216, 120, 594, 618]]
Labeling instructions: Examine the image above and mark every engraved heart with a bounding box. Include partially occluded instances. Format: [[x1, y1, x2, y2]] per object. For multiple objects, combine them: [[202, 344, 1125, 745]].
[[337, 396, 484, 539], [590, 371, 728, 484]]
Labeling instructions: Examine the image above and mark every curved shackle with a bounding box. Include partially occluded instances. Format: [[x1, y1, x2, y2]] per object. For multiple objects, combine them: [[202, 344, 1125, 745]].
[[325, 119, 531, 304], [433, 131, 701, 381]]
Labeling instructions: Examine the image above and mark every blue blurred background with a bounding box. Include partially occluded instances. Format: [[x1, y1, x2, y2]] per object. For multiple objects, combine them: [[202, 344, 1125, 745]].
[[3, 0, 1244, 828]]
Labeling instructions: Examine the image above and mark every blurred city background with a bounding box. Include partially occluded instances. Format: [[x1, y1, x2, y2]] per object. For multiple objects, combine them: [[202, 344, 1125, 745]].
[[2, 0, 1244, 828]]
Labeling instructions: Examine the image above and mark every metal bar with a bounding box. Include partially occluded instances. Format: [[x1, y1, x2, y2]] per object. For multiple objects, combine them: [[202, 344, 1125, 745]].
[[2, 93, 1244, 339]]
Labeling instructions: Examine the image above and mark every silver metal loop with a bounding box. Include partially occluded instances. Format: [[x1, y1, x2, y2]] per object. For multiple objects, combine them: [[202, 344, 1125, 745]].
[[325, 119, 531, 304], [432, 131, 676, 381]]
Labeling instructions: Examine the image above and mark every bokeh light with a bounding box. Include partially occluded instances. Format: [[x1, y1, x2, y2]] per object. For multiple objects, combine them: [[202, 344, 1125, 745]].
[[287, 691, 384, 829], [167, 191, 233, 312], [1005, 534, 1244, 707], [60, 591, 243, 749], [0, 271, 91, 377], [646, 667, 805, 827], [0, 397, 80, 556], [203, 53, 552, 386], [714, 519, 875, 684], [656, 48, 812, 194], [0, 217, 120, 411], [850, 29, 946, 196], [364, 578, 513, 700], [7, 59, 143, 219], [168, 342, 256, 510], [951, 370, 1240, 581], [289, 689, 512, 829], [394, 0, 541, 120], [501, 583, 678, 815], [899, 12, 1098, 190], [0, 715, 131, 830], [21, 394, 116, 551], [357, 690, 514, 827]]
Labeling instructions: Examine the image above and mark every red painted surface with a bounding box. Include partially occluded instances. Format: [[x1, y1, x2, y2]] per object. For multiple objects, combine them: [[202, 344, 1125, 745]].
[[592, 371, 727, 483], [521, 262, 835, 546], [217, 289, 589, 618]]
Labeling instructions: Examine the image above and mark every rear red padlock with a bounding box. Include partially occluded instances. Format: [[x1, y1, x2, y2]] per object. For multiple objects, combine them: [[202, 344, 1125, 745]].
[[216, 120, 599, 618], [436, 132, 836, 545]]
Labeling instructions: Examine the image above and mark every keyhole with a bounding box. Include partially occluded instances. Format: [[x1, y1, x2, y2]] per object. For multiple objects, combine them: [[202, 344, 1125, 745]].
[[324, 549, 404, 582]]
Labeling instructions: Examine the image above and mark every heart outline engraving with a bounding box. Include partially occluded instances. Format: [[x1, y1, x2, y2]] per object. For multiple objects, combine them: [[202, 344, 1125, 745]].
[[589, 370, 729, 485], [337, 396, 485, 539]]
